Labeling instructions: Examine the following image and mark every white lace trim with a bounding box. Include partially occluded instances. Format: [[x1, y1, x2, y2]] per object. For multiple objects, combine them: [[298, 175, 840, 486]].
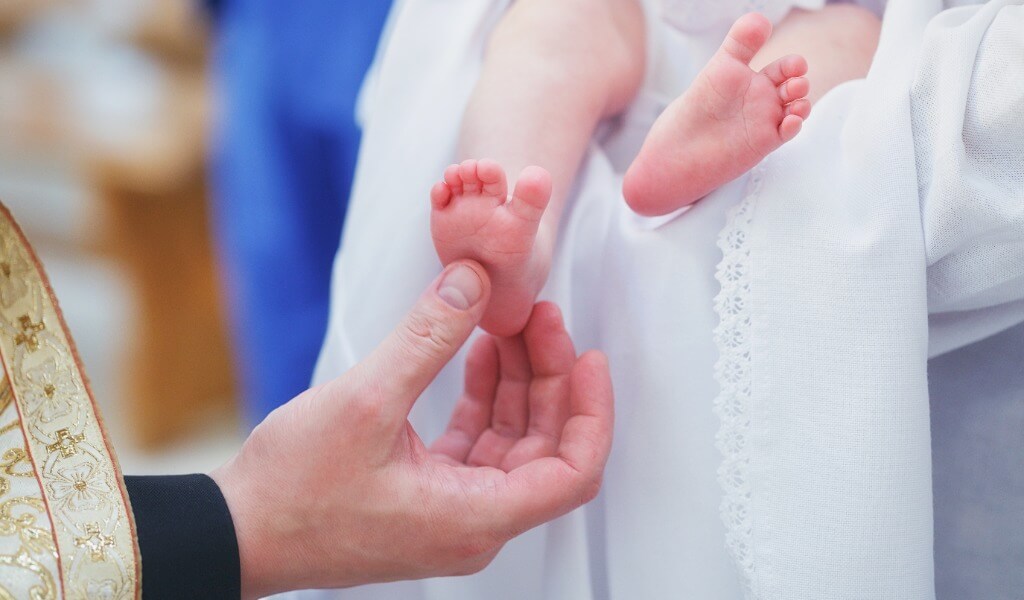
[[713, 167, 763, 599]]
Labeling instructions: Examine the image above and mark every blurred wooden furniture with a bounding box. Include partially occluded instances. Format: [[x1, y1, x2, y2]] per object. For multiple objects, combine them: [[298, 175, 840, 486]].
[[89, 4, 237, 448], [0, 0, 238, 448], [94, 158, 236, 448]]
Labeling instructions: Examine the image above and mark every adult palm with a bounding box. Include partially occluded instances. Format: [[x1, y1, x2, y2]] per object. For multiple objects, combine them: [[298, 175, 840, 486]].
[[214, 262, 613, 599]]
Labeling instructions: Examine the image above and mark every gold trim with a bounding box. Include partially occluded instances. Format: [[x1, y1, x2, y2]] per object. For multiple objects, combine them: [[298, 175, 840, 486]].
[[0, 205, 140, 599]]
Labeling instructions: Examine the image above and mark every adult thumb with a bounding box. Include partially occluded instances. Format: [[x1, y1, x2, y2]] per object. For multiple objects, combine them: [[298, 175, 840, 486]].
[[360, 260, 490, 419]]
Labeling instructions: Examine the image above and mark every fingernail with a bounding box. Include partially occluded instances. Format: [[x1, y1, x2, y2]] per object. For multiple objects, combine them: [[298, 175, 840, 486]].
[[438, 264, 484, 310]]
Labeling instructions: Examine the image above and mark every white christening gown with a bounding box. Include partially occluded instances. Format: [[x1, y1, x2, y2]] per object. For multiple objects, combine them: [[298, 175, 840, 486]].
[[286, 0, 1024, 598]]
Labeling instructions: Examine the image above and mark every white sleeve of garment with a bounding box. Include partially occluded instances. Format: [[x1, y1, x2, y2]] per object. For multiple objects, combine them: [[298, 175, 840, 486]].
[[657, 0, 831, 33], [914, 4, 1024, 356], [354, 0, 407, 129]]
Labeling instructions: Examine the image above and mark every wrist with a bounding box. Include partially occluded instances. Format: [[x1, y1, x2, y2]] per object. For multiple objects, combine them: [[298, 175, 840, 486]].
[[210, 457, 282, 599]]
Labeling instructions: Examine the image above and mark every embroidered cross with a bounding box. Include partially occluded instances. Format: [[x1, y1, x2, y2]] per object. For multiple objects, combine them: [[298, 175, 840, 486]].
[[14, 315, 45, 352], [75, 523, 114, 561], [46, 429, 86, 458]]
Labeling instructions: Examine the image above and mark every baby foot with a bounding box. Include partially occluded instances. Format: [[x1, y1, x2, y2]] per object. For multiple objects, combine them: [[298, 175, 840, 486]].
[[430, 159, 553, 337], [623, 13, 811, 216]]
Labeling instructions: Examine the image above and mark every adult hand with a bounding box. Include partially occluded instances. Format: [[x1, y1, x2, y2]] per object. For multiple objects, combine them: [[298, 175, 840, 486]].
[[210, 260, 614, 599]]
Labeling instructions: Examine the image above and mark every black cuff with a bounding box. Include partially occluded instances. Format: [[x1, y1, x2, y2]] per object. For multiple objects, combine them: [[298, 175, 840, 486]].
[[126, 474, 241, 600]]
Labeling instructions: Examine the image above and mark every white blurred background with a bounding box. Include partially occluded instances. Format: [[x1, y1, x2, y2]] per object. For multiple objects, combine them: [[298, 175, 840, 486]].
[[0, 0, 243, 474]]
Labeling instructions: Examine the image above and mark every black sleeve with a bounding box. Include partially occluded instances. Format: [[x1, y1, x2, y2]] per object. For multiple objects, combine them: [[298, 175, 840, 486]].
[[125, 474, 241, 600]]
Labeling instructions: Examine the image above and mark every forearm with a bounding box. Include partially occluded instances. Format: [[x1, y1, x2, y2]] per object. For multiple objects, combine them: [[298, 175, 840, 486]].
[[459, 0, 644, 243]]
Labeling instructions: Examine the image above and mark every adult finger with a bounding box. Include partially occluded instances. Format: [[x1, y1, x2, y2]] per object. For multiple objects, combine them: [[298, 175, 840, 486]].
[[465, 335, 530, 468], [489, 335, 531, 436], [485, 351, 614, 535], [360, 260, 490, 420], [522, 302, 575, 439], [493, 303, 576, 471], [430, 336, 499, 463]]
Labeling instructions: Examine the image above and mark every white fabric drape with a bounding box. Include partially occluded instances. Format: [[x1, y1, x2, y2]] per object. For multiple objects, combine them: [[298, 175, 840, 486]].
[[728, 1, 1024, 597]]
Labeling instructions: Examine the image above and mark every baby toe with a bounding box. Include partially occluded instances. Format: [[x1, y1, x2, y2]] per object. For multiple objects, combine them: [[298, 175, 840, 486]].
[[722, 13, 773, 65], [459, 159, 482, 194], [761, 54, 808, 85], [782, 54, 808, 79], [444, 164, 465, 196], [786, 98, 812, 120], [476, 159, 509, 198], [430, 181, 452, 209], [779, 77, 810, 104], [508, 166, 552, 221], [778, 114, 804, 142]]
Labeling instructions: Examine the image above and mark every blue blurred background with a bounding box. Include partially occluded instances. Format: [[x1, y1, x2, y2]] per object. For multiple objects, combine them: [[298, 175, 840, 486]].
[[207, 0, 391, 425]]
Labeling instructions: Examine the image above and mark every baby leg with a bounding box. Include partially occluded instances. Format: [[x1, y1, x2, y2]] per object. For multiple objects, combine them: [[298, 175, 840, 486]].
[[751, 4, 881, 103], [623, 14, 811, 216], [623, 8, 881, 216]]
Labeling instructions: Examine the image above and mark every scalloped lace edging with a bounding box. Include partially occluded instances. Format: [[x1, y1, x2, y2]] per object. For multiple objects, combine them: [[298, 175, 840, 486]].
[[712, 167, 763, 599]]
